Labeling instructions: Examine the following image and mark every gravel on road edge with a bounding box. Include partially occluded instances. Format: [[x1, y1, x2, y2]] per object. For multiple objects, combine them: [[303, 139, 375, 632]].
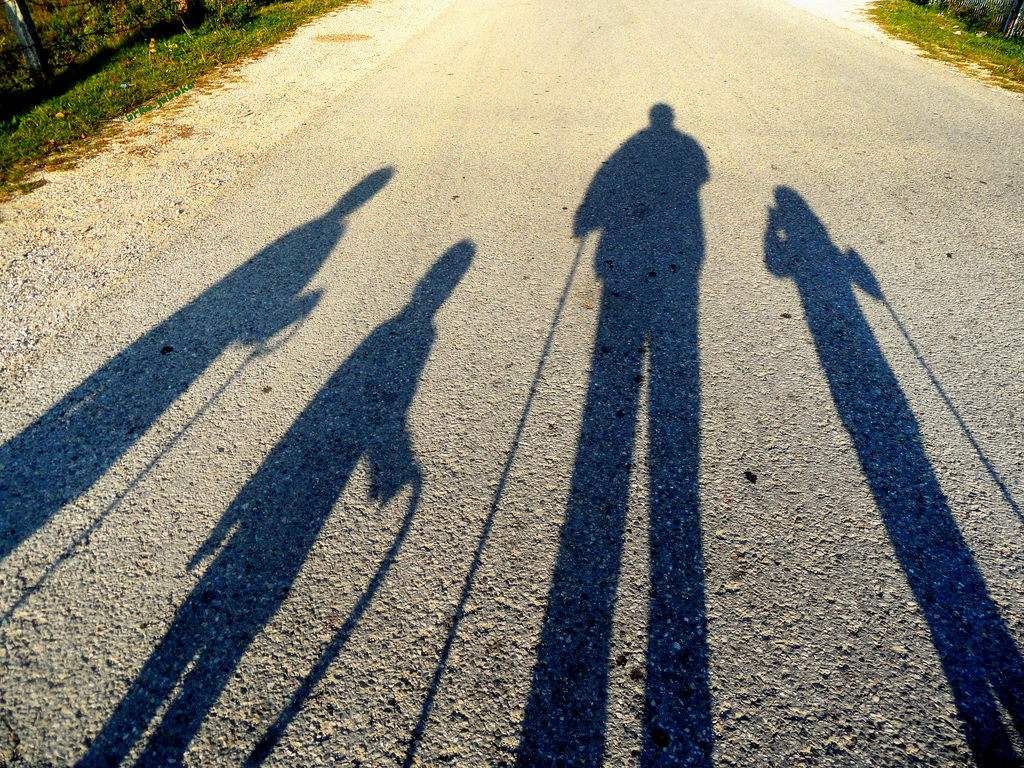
[[0, 0, 457, 400]]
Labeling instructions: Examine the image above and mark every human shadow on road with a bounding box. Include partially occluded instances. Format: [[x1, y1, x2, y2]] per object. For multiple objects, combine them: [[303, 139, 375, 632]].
[[765, 187, 1024, 767], [0, 168, 393, 568], [517, 104, 711, 768], [75, 241, 475, 768]]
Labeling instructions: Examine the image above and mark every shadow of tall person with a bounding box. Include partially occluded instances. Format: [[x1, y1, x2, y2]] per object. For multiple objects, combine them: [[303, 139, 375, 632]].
[[0, 168, 394, 566], [765, 187, 1024, 767], [75, 241, 475, 768], [518, 105, 711, 768]]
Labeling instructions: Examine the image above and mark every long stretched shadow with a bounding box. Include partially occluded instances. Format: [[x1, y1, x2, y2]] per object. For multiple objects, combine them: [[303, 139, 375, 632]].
[[75, 241, 474, 767], [764, 187, 1024, 767], [518, 104, 711, 768], [0, 167, 393, 568]]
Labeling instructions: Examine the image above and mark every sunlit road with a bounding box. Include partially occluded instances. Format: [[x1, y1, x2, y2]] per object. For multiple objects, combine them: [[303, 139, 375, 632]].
[[2, 0, 1023, 765]]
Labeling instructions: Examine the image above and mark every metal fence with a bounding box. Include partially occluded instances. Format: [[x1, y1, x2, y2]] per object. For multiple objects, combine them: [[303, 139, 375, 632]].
[[924, 0, 1024, 37]]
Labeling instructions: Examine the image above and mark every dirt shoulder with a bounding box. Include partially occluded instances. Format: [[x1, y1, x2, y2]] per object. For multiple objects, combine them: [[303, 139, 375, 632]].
[[0, 0, 455, 396]]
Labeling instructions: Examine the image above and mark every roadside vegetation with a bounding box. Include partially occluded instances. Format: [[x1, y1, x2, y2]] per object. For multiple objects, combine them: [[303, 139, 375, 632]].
[[0, 0, 354, 196], [868, 0, 1024, 93]]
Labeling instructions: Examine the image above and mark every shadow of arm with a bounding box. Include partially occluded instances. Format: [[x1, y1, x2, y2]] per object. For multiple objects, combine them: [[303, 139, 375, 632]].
[[846, 248, 883, 301]]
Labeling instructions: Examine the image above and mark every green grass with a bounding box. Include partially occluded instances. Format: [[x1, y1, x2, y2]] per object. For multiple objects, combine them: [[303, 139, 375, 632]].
[[868, 0, 1024, 93], [0, 0, 355, 195]]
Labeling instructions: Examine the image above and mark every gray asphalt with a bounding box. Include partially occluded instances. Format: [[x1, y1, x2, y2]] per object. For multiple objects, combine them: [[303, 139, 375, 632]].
[[1, 0, 1023, 765]]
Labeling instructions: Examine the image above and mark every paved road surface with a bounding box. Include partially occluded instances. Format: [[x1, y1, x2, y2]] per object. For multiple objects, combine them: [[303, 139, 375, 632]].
[[2, 0, 1022, 765]]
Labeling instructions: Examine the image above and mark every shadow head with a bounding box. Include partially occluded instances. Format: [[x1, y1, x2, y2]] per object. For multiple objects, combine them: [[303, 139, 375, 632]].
[[773, 186, 805, 213], [329, 166, 396, 221], [768, 186, 881, 297], [413, 240, 475, 316], [770, 185, 831, 247], [649, 103, 675, 130]]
